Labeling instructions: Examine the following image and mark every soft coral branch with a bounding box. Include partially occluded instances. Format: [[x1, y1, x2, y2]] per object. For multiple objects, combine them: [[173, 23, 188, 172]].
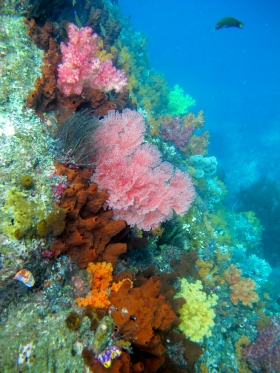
[[57, 23, 127, 96]]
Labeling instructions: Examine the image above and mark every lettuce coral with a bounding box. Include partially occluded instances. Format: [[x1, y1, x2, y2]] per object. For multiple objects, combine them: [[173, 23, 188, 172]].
[[175, 279, 218, 343]]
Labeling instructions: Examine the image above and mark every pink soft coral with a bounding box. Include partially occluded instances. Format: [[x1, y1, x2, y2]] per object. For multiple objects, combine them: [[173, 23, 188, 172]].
[[92, 109, 195, 231], [57, 23, 127, 96]]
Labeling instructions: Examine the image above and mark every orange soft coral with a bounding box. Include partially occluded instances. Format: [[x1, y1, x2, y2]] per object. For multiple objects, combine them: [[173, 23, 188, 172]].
[[76, 290, 111, 309], [229, 278, 259, 308], [76, 261, 132, 309], [88, 262, 113, 289], [225, 265, 259, 308], [225, 264, 242, 285]]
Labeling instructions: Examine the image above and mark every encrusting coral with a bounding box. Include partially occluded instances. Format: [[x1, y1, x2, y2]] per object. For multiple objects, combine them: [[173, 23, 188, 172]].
[[50, 163, 127, 268]]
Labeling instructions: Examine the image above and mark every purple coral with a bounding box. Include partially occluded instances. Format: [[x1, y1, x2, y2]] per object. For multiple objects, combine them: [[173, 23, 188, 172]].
[[161, 116, 194, 151], [243, 315, 280, 373]]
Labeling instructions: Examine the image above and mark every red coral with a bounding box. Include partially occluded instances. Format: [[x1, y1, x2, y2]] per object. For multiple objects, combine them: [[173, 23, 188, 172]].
[[92, 109, 195, 230]]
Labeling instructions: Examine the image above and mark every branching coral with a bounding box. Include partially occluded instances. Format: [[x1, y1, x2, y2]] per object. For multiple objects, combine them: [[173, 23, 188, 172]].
[[167, 84, 196, 115], [160, 111, 205, 152]]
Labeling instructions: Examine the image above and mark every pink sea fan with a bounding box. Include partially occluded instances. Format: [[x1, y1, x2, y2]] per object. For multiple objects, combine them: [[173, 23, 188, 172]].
[[92, 109, 195, 231], [57, 23, 127, 96]]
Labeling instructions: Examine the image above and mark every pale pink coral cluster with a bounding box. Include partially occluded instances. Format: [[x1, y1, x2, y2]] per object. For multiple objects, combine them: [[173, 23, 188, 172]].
[[57, 23, 127, 96], [92, 109, 195, 231]]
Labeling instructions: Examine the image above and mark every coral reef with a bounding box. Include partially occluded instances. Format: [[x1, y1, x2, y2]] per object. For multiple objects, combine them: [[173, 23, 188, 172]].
[[25, 20, 130, 121], [1, 3, 278, 373]]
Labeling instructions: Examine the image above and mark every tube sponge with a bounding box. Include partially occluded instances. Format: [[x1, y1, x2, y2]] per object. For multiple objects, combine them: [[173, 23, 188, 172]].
[[175, 279, 218, 343]]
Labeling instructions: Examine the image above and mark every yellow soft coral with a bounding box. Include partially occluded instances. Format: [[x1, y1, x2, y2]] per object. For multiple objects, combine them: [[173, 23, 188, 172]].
[[175, 280, 218, 343]]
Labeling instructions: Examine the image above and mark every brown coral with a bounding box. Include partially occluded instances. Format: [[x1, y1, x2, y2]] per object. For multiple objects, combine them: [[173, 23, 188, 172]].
[[51, 164, 127, 268], [26, 36, 60, 115], [24, 19, 53, 52]]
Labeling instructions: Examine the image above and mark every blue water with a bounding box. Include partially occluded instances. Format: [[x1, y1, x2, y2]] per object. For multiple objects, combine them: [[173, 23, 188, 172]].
[[119, 0, 280, 190]]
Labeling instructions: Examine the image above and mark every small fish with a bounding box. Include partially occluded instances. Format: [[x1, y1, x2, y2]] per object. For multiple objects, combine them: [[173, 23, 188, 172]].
[[74, 9, 83, 28], [215, 17, 244, 30], [118, 53, 124, 64], [99, 23, 106, 37], [14, 269, 35, 287]]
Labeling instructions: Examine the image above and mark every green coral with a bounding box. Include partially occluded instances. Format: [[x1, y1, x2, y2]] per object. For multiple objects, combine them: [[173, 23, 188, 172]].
[[167, 84, 196, 115]]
